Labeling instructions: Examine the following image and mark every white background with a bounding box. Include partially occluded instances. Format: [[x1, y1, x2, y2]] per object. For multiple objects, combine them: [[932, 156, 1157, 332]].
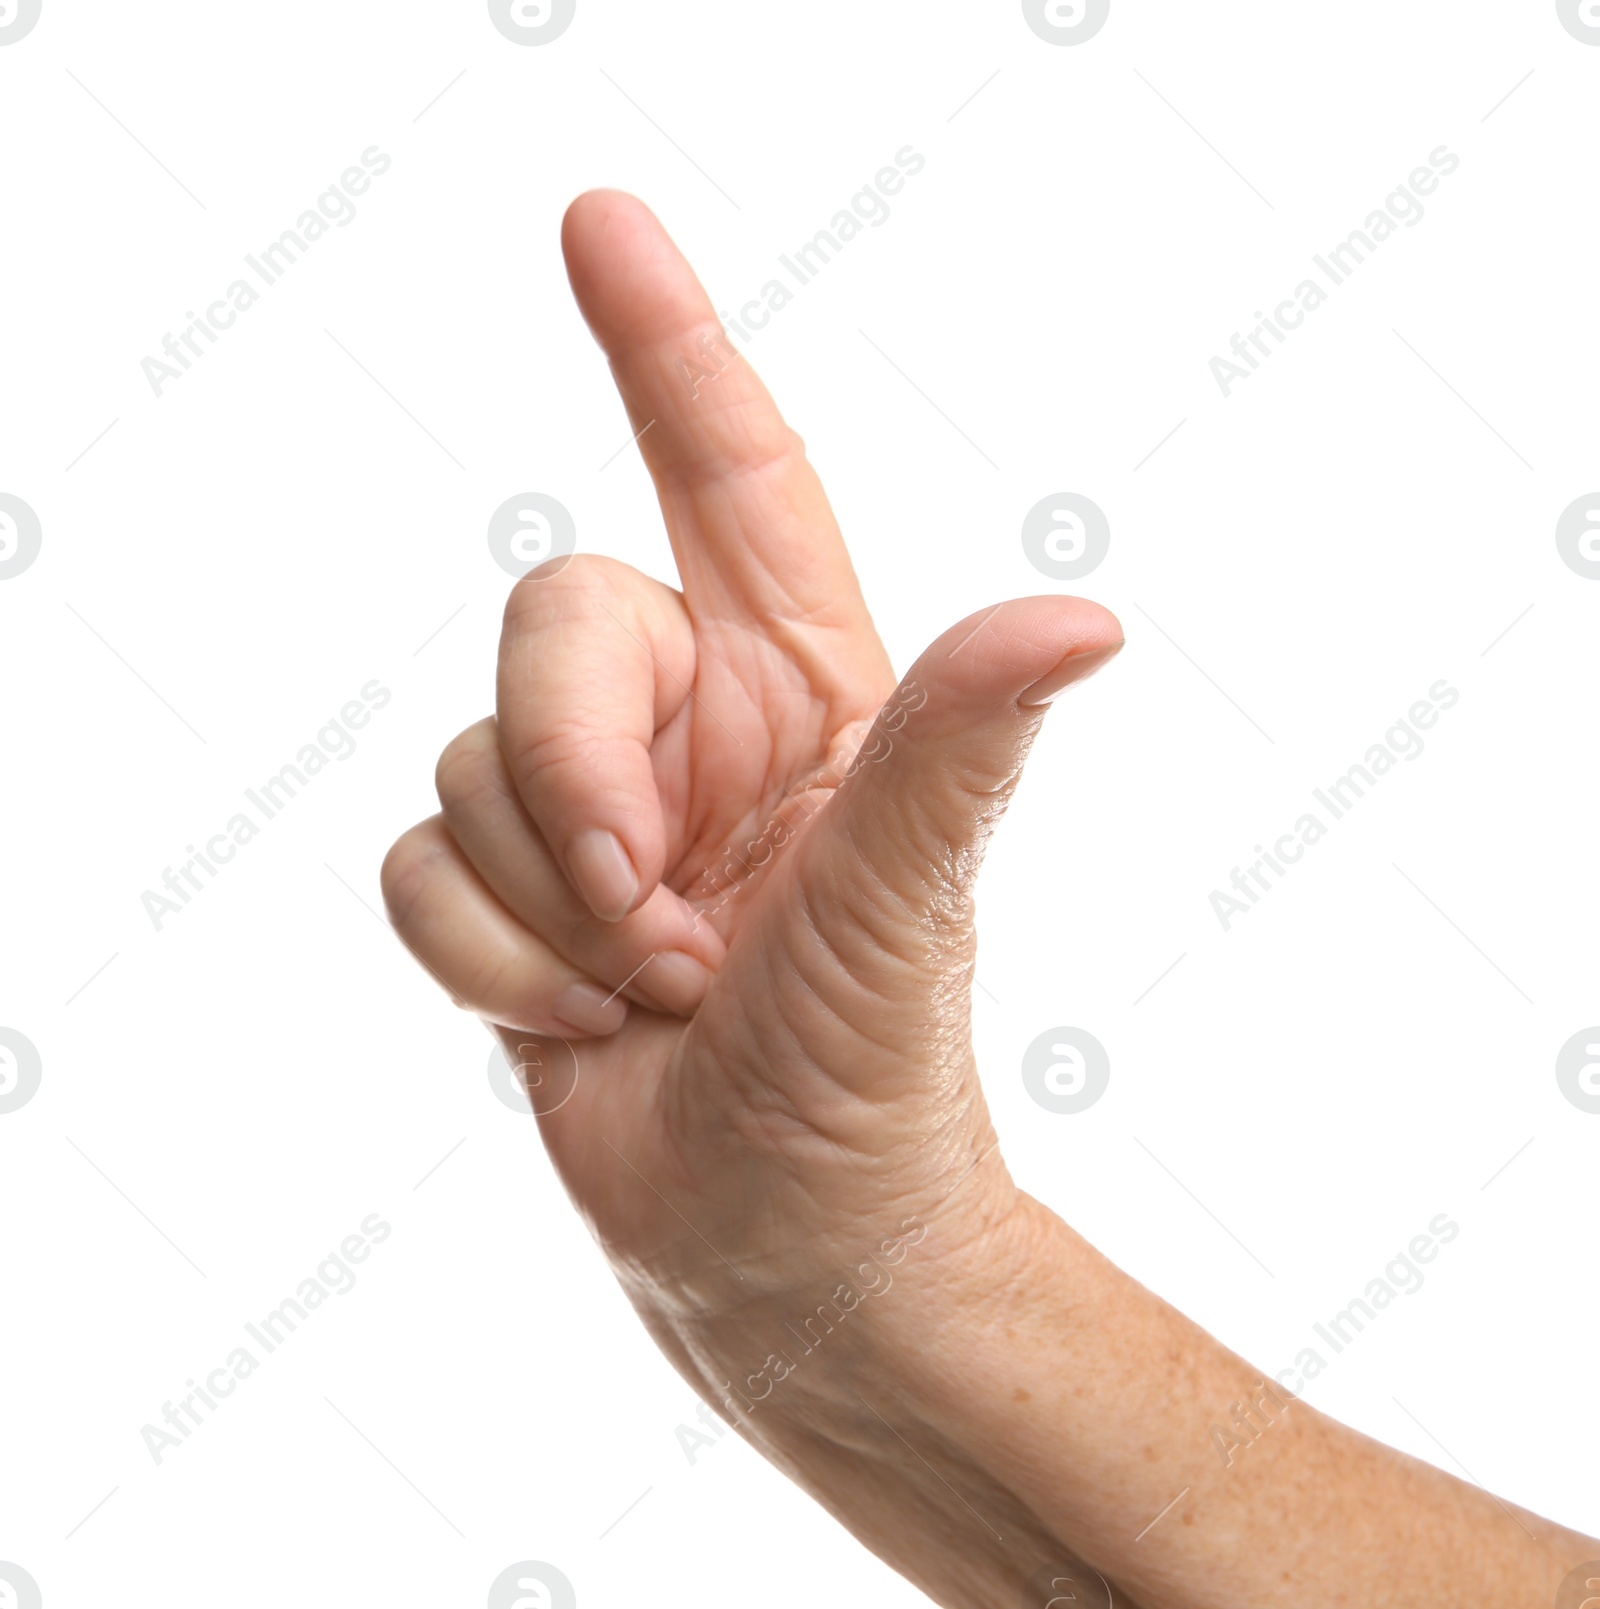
[[2, 2, 1597, 1604]]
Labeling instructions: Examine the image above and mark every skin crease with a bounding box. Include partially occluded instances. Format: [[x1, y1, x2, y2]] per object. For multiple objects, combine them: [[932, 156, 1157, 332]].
[[381, 190, 1598, 1607]]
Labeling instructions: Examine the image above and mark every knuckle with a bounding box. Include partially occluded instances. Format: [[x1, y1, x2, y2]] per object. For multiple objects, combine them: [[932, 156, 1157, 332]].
[[458, 949, 518, 1014], [379, 818, 450, 928], [504, 715, 601, 780], [499, 734, 665, 892], [501, 719, 638, 817], [434, 718, 505, 815], [499, 552, 631, 640]]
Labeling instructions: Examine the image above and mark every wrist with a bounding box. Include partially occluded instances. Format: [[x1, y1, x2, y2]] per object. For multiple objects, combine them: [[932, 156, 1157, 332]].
[[650, 1183, 1111, 1606]]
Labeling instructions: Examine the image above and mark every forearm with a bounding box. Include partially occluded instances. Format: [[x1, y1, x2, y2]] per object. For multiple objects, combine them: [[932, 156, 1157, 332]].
[[897, 1193, 1590, 1606], [650, 1188, 1592, 1608]]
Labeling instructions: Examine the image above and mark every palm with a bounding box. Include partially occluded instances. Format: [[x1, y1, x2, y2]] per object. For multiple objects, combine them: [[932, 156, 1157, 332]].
[[657, 624, 884, 903]]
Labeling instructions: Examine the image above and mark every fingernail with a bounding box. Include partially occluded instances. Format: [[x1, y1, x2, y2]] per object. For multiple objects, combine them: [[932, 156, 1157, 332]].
[[552, 980, 628, 1036], [1017, 642, 1124, 708], [639, 950, 713, 1016], [568, 828, 639, 921]]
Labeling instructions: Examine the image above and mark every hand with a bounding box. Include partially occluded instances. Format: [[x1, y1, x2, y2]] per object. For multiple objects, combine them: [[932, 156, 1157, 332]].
[[381, 186, 1122, 1568], [381, 193, 1598, 1609]]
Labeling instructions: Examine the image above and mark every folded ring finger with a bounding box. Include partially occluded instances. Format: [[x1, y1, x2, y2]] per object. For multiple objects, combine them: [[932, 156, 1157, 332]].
[[381, 816, 630, 1038], [435, 718, 724, 1018]]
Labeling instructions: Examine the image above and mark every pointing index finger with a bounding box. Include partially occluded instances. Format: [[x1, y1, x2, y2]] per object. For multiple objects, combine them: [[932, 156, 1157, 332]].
[[561, 189, 877, 644]]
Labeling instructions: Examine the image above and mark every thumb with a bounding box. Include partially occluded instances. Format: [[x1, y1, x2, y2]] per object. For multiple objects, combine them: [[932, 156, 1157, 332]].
[[811, 596, 1123, 943]]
